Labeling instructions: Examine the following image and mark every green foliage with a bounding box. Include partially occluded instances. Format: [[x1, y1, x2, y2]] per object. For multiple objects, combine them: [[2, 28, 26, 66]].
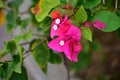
[[6, 10, 19, 33], [35, 0, 61, 22], [5, 40, 17, 55], [14, 30, 33, 43], [81, 27, 92, 41], [66, 0, 77, 8], [93, 11, 120, 32], [21, 19, 30, 29], [31, 39, 50, 73], [0, 63, 8, 79], [72, 52, 92, 71], [49, 50, 62, 64], [9, 67, 28, 80], [8, 0, 23, 9], [75, 5, 88, 23], [83, 0, 101, 9]]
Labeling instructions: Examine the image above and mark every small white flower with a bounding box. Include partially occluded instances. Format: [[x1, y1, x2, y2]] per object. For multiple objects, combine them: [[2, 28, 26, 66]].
[[55, 18, 60, 24], [59, 40, 64, 46], [53, 25, 58, 30]]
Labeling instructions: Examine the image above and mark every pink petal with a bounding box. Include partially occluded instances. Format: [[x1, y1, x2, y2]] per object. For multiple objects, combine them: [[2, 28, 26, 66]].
[[48, 37, 63, 52], [72, 41, 82, 62], [63, 39, 82, 62], [58, 16, 71, 34], [93, 20, 106, 29], [63, 40, 72, 61], [84, 21, 91, 27], [50, 21, 58, 38], [66, 25, 81, 41]]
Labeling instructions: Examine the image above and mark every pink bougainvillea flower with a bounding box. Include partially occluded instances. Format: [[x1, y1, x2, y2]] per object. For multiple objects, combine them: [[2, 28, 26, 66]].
[[93, 20, 106, 29], [84, 21, 91, 27], [48, 35, 82, 62], [48, 26, 82, 62], [50, 15, 71, 38]]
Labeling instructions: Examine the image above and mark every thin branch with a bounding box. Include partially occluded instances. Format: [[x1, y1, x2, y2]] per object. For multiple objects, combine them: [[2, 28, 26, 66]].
[[102, 0, 105, 5], [115, 0, 118, 10], [23, 39, 46, 58], [62, 54, 70, 80], [19, 41, 31, 46]]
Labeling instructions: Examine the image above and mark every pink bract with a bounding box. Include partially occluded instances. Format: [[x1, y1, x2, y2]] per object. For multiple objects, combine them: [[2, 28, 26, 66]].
[[93, 20, 106, 29], [48, 26, 82, 62], [84, 21, 91, 27], [50, 15, 71, 38]]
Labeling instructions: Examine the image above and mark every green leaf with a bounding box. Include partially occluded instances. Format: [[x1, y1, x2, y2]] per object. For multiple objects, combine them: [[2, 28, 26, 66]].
[[21, 19, 30, 29], [8, 0, 23, 8], [6, 10, 18, 33], [93, 11, 120, 32], [83, 0, 101, 9], [39, 17, 52, 28], [5, 40, 17, 55], [35, 0, 61, 22], [14, 30, 33, 43], [0, 50, 8, 58], [32, 40, 50, 73], [6, 10, 18, 26], [49, 50, 62, 64], [0, 0, 3, 8], [66, 0, 77, 8], [60, 0, 66, 4], [9, 67, 28, 80], [81, 27, 92, 41], [75, 5, 88, 23], [72, 52, 92, 71], [0, 63, 8, 79], [10, 54, 21, 73]]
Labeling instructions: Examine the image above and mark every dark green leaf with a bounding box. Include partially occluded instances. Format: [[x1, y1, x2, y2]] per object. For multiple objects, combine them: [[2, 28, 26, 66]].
[[8, 0, 23, 8], [49, 50, 62, 64], [39, 17, 52, 28], [60, 0, 66, 4], [75, 5, 88, 23], [32, 41, 50, 73], [21, 19, 30, 29], [81, 27, 92, 41], [9, 67, 28, 80], [10, 54, 21, 73], [0, 63, 8, 79], [5, 40, 17, 55], [93, 11, 120, 32], [72, 52, 92, 71], [83, 0, 101, 9]]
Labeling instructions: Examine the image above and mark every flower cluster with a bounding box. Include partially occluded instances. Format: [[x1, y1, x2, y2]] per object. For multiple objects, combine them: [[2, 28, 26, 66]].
[[48, 10, 82, 62], [84, 20, 106, 29]]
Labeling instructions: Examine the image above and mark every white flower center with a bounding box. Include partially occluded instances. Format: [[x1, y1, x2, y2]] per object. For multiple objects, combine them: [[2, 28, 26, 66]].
[[53, 25, 58, 30], [55, 18, 60, 24], [60, 40, 64, 46]]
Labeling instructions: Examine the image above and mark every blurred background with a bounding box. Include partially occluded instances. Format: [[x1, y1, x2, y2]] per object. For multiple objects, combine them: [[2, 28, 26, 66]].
[[0, 0, 120, 80]]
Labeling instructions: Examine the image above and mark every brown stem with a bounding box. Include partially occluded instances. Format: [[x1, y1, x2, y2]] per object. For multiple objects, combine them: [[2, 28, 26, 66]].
[[62, 54, 70, 80]]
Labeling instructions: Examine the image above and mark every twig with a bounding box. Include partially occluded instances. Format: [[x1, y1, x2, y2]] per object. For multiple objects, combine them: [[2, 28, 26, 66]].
[[62, 54, 70, 80], [23, 39, 46, 58], [19, 41, 30, 46], [115, 0, 118, 10], [102, 0, 105, 4]]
